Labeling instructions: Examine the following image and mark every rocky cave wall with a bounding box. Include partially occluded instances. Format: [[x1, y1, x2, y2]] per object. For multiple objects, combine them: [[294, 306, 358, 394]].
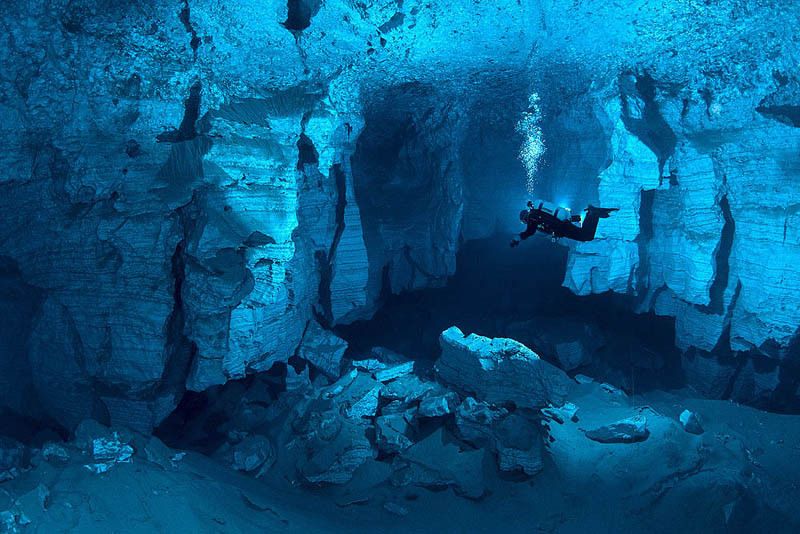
[[550, 5, 800, 404], [1, 0, 800, 432], [0, 0, 538, 431]]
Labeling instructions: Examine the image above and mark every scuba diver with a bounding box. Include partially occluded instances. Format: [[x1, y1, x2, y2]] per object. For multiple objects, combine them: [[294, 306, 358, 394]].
[[510, 200, 619, 247]]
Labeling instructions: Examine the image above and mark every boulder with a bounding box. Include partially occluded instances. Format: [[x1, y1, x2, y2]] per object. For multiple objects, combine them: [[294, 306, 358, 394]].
[[541, 402, 580, 424], [375, 414, 413, 454], [418, 392, 460, 418], [40, 443, 70, 466], [301, 419, 374, 485], [437, 326, 571, 408], [232, 435, 274, 474], [382, 375, 443, 403], [298, 321, 348, 379], [374, 361, 415, 383], [292, 373, 380, 484], [323, 370, 383, 419], [351, 359, 386, 373], [454, 398, 542, 476], [679, 409, 704, 435], [85, 433, 134, 474], [454, 397, 508, 446], [585, 415, 649, 444]]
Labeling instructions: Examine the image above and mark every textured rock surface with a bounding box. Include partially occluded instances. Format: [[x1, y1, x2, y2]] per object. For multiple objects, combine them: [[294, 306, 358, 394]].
[[546, 2, 800, 401]]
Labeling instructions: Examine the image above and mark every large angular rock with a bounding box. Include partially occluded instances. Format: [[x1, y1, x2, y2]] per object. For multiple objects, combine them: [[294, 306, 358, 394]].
[[375, 414, 413, 454], [454, 398, 543, 476], [679, 410, 704, 435], [299, 417, 374, 485], [437, 327, 571, 408], [297, 321, 348, 379], [419, 392, 460, 418], [454, 397, 508, 445], [84, 433, 134, 474], [585, 416, 649, 444], [232, 435, 274, 474]]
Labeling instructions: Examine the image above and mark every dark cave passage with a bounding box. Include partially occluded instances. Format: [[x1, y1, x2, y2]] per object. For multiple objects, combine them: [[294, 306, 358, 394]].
[[283, 0, 322, 32], [336, 236, 683, 395]]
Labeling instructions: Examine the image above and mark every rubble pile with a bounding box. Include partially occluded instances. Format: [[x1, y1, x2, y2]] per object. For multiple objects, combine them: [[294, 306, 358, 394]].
[[180, 326, 584, 501]]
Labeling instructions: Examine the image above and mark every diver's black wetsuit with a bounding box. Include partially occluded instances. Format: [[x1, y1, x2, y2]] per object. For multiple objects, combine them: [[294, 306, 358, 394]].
[[512, 205, 618, 246]]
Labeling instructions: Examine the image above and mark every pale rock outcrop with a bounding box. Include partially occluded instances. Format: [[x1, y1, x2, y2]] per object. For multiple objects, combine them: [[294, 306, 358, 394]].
[[0, 0, 539, 429], [564, 99, 660, 297], [436, 327, 572, 408]]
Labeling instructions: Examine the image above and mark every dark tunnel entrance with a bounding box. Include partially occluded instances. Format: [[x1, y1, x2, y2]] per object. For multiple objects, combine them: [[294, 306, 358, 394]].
[[335, 236, 683, 396]]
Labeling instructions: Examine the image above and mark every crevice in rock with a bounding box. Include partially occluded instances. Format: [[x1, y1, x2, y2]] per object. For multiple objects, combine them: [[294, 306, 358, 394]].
[[330, 164, 348, 264], [157, 81, 203, 143], [179, 0, 202, 58], [0, 256, 47, 430], [402, 244, 441, 287], [296, 133, 319, 170], [315, 163, 348, 326], [756, 79, 800, 127], [314, 250, 333, 325], [282, 0, 322, 33], [634, 188, 656, 298], [152, 199, 200, 405], [756, 103, 800, 127], [721, 353, 749, 401], [703, 195, 735, 315], [378, 12, 405, 34], [158, 239, 195, 393], [619, 72, 677, 177]]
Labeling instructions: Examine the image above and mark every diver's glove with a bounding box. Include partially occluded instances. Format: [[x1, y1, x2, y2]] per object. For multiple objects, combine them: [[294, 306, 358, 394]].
[[510, 239, 520, 248]]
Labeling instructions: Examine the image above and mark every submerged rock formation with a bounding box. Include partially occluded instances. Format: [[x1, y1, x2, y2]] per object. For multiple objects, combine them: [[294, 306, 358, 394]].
[[1, 0, 800, 432], [0, 0, 535, 430]]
